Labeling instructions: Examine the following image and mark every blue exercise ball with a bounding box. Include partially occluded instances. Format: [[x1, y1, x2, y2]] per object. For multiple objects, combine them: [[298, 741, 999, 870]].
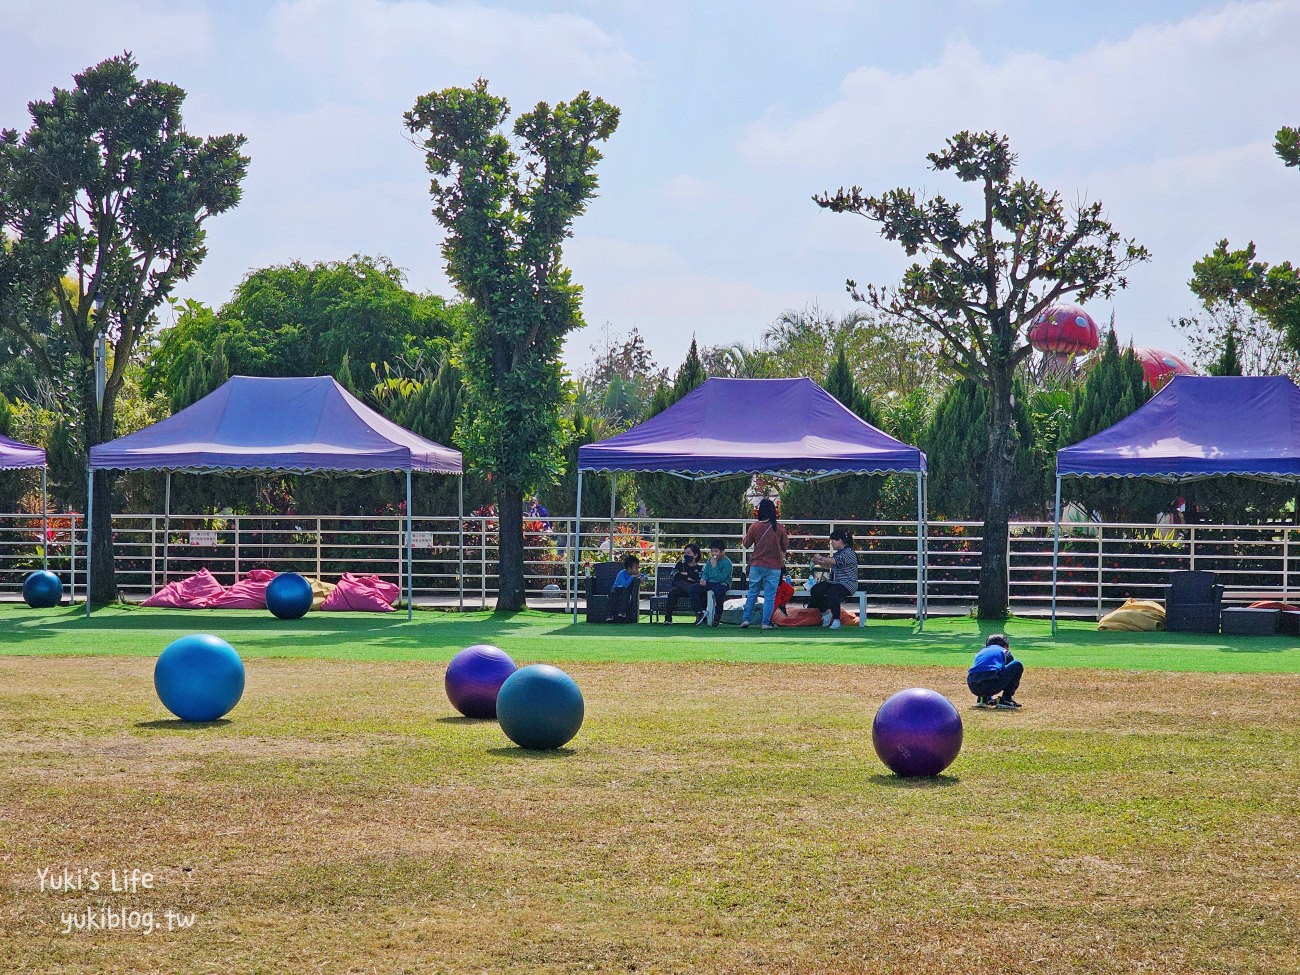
[[266, 572, 314, 620], [445, 644, 518, 718], [154, 634, 246, 722], [872, 687, 963, 777], [22, 570, 63, 609], [496, 664, 585, 750]]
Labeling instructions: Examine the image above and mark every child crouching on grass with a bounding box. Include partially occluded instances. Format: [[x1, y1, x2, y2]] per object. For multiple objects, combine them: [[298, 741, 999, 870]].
[[967, 634, 1024, 709]]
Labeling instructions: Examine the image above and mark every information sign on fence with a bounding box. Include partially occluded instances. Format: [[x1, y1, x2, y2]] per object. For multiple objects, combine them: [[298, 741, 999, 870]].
[[188, 530, 218, 547]]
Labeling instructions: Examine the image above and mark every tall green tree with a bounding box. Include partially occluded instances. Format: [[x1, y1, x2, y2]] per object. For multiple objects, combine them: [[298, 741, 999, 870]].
[[781, 347, 885, 520], [637, 339, 746, 525], [405, 80, 619, 610], [0, 54, 248, 601], [1277, 124, 1299, 170], [816, 130, 1149, 618], [1190, 240, 1300, 353], [1207, 327, 1243, 377]]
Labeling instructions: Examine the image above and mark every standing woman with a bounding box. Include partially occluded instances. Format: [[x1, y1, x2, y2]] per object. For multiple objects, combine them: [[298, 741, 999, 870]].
[[741, 498, 789, 630], [810, 528, 859, 629]]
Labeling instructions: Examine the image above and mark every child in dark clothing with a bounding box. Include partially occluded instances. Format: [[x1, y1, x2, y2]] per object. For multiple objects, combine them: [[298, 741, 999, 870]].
[[606, 554, 647, 623], [967, 634, 1024, 709]]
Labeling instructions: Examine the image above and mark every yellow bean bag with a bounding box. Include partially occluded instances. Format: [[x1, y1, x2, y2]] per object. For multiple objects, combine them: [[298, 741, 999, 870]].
[[303, 576, 337, 610], [1098, 598, 1166, 631]]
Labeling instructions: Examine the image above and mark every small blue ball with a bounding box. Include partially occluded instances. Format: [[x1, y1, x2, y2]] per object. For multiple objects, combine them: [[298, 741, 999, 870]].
[[496, 664, 584, 750], [23, 570, 63, 609], [154, 634, 245, 722], [266, 572, 314, 620]]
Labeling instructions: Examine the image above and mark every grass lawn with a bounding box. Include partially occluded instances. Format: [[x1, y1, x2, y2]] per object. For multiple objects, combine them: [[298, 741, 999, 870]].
[[2, 605, 1299, 973]]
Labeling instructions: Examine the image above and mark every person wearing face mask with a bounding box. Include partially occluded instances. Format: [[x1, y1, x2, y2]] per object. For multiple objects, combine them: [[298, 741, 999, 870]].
[[662, 542, 702, 624]]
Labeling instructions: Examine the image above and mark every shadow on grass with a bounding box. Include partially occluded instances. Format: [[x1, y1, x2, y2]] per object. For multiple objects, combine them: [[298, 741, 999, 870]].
[[867, 773, 960, 788], [436, 715, 495, 725], [134, 718, 233, 729], [486, 746, 577, 759]]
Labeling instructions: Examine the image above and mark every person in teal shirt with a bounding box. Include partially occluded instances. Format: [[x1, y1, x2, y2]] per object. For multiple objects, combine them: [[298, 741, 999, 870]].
[[695, 540, 734, 626]]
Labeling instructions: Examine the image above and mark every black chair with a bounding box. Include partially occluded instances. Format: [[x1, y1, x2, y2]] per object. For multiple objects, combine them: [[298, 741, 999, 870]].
[[649, 565, 695, 623], [1163, 570, 1224, 633], [585, 562, 640, 624]]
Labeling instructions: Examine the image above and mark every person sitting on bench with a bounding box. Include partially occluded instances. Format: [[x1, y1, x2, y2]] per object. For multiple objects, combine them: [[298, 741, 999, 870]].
[[606, 554, 646, 623], [662, 543, 702, 625], [696, 540, 733, 626], [809, 528, 859, 629]]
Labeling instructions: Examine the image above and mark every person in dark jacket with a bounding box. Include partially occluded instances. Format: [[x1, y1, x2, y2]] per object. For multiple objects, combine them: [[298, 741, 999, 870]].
[[663, 543, 702, 624], [967, 634, 1024, 709], [809, 528, 859, 629]]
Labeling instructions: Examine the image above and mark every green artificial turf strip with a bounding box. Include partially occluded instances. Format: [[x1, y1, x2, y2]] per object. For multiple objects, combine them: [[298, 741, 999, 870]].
[[1, 603, 1298, 673]]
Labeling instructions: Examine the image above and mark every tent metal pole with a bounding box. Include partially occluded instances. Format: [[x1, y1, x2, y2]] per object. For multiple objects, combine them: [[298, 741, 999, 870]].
[[573, 468, 583, 623], [163, 472, 171, 586], [916, 471, 925, 631], [41, 467, 48, 570], [608, 474, 616, 555], [84, 468, 93, 617], [923, 473, 930, 625], [457, 476, 464, 614], [1051, 474, 1063, 637], [406, 470, 413, 622]]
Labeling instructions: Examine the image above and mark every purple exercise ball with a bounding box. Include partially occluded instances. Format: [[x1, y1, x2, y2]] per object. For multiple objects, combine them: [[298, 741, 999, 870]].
[[871, 687, 964, 777], [445, 644, 518, 718]]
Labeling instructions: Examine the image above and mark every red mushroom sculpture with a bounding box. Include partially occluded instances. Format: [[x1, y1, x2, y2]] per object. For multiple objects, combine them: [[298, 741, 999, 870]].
[[1132, 347, 1194, 390], [1028, 304, 1100, 378]]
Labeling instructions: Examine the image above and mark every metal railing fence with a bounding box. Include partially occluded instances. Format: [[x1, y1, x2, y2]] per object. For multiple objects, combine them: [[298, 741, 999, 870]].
[[1, 512, 1296, 616]]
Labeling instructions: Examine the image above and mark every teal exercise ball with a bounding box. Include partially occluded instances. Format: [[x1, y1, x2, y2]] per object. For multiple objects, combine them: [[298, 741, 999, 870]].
[[496, 664, 584, 750], [154, 634, 245, 722], [23, 570, 63, 608]]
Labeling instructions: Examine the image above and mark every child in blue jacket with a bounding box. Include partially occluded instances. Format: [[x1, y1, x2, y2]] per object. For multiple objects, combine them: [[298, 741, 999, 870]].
[[967, 634, 1024, 709]]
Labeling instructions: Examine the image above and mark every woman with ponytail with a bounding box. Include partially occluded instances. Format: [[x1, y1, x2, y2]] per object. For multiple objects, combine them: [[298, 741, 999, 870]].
[[741, 497, 789, 630], [810, 528, 859, 629]]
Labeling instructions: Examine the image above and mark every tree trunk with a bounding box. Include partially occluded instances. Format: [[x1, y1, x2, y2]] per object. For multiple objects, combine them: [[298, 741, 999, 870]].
[[495, 481, 527, 611], [82, 377, 119, 604], [977, 369, 1015, 619]]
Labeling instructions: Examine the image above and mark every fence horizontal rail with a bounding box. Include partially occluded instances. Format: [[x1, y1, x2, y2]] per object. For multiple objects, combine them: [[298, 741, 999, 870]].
[[1, 513, 1296, 617]]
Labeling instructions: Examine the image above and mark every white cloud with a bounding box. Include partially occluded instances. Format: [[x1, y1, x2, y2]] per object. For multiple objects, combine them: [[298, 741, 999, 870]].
[[267, 0, 635, 103], [742, 0, 1300, 177]]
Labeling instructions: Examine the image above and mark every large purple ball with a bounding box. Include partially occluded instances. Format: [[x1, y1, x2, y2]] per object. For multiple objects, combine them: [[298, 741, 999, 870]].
[[872, 687, 963, 777], [445, 644, 518, 718]]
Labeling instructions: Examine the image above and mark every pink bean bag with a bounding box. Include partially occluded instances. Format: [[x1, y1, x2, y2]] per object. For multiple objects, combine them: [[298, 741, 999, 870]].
[[202, 568, 277, 609], [320, 573, 399, 612], [140, 569, 227, 608]]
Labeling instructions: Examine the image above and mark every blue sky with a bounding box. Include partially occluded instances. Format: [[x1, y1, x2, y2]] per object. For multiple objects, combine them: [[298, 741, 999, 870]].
[[3, 0, 1297, 374]]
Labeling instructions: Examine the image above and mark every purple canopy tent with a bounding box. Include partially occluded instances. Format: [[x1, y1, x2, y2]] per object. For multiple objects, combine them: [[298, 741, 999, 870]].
[[574, 377, 930, 626], [1, 434, 49, 570], [86, 376, 463, 620], [1051, 375, 1300, 631]]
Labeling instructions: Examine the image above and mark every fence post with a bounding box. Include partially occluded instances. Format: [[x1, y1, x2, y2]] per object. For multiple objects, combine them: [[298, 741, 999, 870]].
[[480, 516, 487, 610], [150, 515, 157, 595], [1189, 525, 1197, 572], [233, 515, 241, 583], [1096, 525, 1104, 621], [70, 513, 78, 600], [316, 517, 322, 581], [1285, 528, 1291, 599]]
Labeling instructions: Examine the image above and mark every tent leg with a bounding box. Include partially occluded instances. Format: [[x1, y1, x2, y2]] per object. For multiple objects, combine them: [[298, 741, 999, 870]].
[[916, 472, 926, 631], [406, 471, 414, 622], [1051, 475, 1063, 637], [84, 468, 93, 617], [41, 467, 48, 571], [608, 475, 616, 555], [458, 477, 464, 614], [573, 469, 583, 624], [163, 472, 171, 587]]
